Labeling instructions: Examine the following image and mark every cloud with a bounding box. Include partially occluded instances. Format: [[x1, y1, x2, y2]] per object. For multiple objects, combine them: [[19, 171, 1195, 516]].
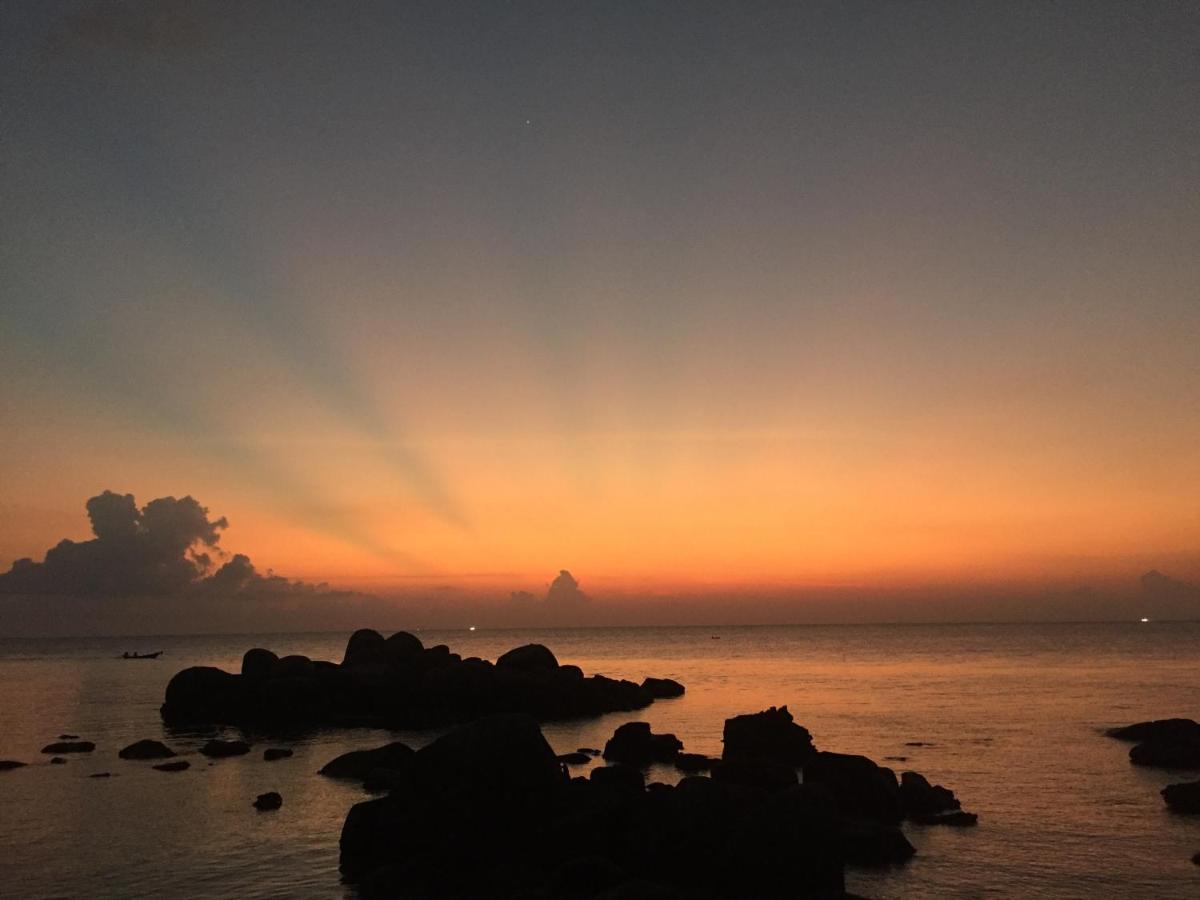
[[0, 489, 323, 598], [546, 569, 589, 606]]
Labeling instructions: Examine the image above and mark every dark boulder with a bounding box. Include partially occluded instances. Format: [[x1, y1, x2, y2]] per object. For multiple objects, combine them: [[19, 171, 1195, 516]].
[[558, 752, 592, 765], [263, 748, 293, 761], [559, 664, 584, 679], [58, 734, 80, 740], [241, 648, 278, 680], [1130, 739, 1200, 769], [273, 655, 315, 679], [590, 763, 646, 792], [838, 819, 916, 866], [154, 760, 190, 772], [89, 772, 112, 778], [578, 747, 602, 756], [343, 629, 388, 666], [803, 752, 902, 825], [384, 630, 424, 661], [119, 739, 176, 760], [712, 759, 798, 792], [199, 739, 251, 758], [899, 770, 961, 818], [911, 810, 978, 826], [50, 757, 67, 764], [161, 666, 249, 724], [1193, 852, 1200, 865], [1107, 718, 1200, 742], [674, 753, 719, 773], [641, 677, 685, 698], [0, 760, 28, 771], [603, 722, 683, 765], [1162, 780, 1200, 814], [320, 742, 414, 780], [253, 791, 283, 811], [496, 643, 559, 672], [41, 741, 94, 754], [722, 706, 814, 766]]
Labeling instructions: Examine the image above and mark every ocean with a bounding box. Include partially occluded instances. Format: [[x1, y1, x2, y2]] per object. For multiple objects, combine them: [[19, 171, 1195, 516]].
[[0, 622, 1197, 898]]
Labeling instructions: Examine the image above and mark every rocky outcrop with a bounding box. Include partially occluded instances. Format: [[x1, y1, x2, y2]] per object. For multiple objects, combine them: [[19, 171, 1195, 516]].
[[603, 722, 683, 765], [199, 739, 250, 758], [118, 739, 176, 760], [1108, 718, 1200, 770], [161, 632, 668, 731], [41, 741, 94, 754], [641, 677, 685, 698], [1106, 718, 1200, 743], [253, 791, 283, 811], [1162, 780, 1200, 814], [319, 742, 414, 781], [722, 706, 815, 766], [0, 760, 27, 770], [674, 753, 719, 773], [803, 752, 902, 825], [339, 714, 846, 899]]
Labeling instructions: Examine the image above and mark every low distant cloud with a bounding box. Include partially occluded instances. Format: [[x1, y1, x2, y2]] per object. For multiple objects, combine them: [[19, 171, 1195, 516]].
[[546, 569, 589, 605], [0, 490, 327, 598], [1140, 569, 1200, 603]]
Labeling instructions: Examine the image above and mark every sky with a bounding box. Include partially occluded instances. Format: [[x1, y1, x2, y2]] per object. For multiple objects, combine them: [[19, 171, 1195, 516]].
[[2, 1, 1198, 610]]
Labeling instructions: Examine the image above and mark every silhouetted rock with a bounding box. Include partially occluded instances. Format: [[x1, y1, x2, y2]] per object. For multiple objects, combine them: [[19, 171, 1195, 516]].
[[153, 760, 190, 772], [674, 753, 719, 773], [263, 748, 293, 761], [320, 742, 414, 781], [590, 763, 646, 792], [712, 759, 798, 792], [199, 739, 250, 758], [1193, 851, 1200, 865], [118, 739, 175, 760], [161, 667, 248, 724], [241, 648, 278, 680], [58, 734, 79, 740], [89, 772, 112, 778], [898, 771, 961, 818], [910, 810, 978, 826], [0, 760, 27, 770], [722, 706, 814, 766], [603, 722, 683, 765], [1162, 780, 1200, 813], [384, 630, 423, 661], [253, 791, 282, 811], [557, 752, 592, 765], [1130, 739, 1200, 769], [803, 752, 902, 825], [50, 757, 66, 764], [578, 747, 602, 756], [496, 643, 559, 672], [1107, 718, 1200, 742], [343, 629, 388, 666], [41, 741, 94, 754], [839, 818, 917, 866], [641, 677, 685, 698]]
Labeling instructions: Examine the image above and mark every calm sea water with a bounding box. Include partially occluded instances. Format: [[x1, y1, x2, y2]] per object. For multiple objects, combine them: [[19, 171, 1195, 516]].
[[1, 622, 1198, 899]]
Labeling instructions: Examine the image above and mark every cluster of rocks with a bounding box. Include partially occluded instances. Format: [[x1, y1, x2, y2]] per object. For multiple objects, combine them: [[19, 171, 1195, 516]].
[[337, 705, 976, 898], [1107, 717, 1200, 863], [161, 631, 678, 731]]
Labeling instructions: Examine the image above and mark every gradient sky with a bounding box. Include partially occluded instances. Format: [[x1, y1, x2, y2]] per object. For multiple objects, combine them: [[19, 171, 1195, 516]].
[[2, 1, 1198, 593]]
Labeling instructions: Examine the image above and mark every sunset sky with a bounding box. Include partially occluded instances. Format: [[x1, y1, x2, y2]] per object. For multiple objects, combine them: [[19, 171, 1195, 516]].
[[2, 1, 1198, 596]]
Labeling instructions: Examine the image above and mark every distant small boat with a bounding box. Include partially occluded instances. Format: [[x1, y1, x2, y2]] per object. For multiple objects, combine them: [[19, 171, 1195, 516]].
[[121, 651, 163, 660]]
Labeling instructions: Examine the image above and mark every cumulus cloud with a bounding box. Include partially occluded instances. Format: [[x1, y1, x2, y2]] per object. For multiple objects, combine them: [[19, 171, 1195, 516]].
[[546, 569, 589, 605], [0, 490, 323, 598]]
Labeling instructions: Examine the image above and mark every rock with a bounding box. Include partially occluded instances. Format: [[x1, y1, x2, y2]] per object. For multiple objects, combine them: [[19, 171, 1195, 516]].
[[343, 629, 387, 666], [1193, 851, 1200, 865], [559, 664, 584, 679], [722, 706, 814, 766], [911, 810, 978, 826], [241, 648, 278, 680], [118, 739, 176, 760], [641, 677, 685, 698], [41, 741, 94, 754], [899, 770, 961, 818], [603, 722, 683, 765], [161, 667, 249, 725], [674, 753, 719, 773], [1130, 739, 1200, 769], [557, 752, 592, 765], [319, 742, 414, 780], [590, 763, 646, 792], [153, 760, 190, 772], [253, 791, 283, 811], [58, 734, 79, 740], [273, 654, 316, 679], [1107, 718, 1200, 742], [0, 760, 28, 770], [839, 818, 916, 865], [384, 630, 424, 660], [884, 756, 907, 762], [199, 739, 251, 758], [496, 643, 559, 672], [263, 748, 293, 761], [1162, 779, 1200, 813], [803, 752, 902, 825], [712, 759, 798, 792], [89, 772, 112, 778], [50, 757, 67, 764], [362, 767, 413, 792], [578, 747, 602, 756]]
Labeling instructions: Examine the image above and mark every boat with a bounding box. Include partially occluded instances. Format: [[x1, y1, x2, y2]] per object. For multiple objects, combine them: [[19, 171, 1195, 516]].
[[121, 651, 163, 660]]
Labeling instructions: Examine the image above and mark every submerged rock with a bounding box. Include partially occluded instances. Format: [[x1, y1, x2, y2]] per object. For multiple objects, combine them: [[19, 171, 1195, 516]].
[[1162, 780, 1200, 814], [263, 748, 293, 761], [557, 752, 592, 765], [722, 706, 814, 766], [641, 677, 685, 698], [58, 734, 80, 740], [50, 757, 67, 764], [1106, 719, 1200, 742], [89, 772, 113, 778], [153, 760, 190, 772], [41, 741, 94, 754], [1130, 740, 1200, 769], [910, 810, 978, 827], [319, 742, 414, 781], [253, 791, 283, 811], [199, 739, 251, 758], [0, 760, 27, 771], [603, 722, 683, 765], [119, 739, 176, 760], [674, 753, 720, 773]]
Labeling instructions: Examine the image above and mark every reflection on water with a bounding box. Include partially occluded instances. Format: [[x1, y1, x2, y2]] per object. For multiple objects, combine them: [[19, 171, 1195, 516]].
[[1, 622, 1198, 898]]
